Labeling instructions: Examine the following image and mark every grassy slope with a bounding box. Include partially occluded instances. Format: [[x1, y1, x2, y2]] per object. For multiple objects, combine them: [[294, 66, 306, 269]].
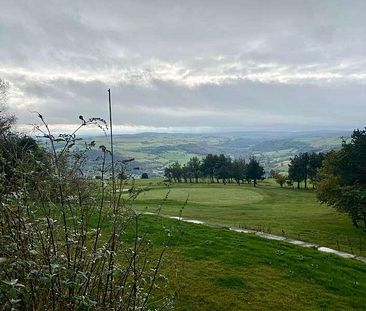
[[129, 215, 366, 310], [132, 179, 366, 256]]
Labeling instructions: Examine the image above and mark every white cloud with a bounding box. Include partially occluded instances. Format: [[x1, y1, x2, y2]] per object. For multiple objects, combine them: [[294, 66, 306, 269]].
[[2, 0, 366, 131]]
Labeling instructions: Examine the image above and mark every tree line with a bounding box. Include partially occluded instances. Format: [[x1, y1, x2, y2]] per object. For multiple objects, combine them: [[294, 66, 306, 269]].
[[164, 140, 366, 231], [164, 152, 326, 189], [164, 154, 265, 187], [271, 152, 325, 189]]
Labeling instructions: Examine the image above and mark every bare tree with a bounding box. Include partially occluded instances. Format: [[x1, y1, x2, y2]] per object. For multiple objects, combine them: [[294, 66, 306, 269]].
[[0, 78, 16, 133], [0, 78, 8, 104]]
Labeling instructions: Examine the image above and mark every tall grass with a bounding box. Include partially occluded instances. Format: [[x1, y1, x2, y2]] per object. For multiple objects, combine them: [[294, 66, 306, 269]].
[[0, 114, 170, 310]]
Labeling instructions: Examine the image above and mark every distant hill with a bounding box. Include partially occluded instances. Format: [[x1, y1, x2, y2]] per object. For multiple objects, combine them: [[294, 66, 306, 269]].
[[75, 130, 349, 177]]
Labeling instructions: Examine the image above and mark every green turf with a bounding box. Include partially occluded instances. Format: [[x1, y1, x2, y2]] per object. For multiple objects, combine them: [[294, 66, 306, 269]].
[[138, 186, 263, 206], [131, 179, 366, 256], [125, 215, 366, 310]]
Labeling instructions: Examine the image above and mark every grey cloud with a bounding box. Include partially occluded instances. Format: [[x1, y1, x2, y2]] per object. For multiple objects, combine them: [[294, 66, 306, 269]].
[[3, 0, 366, 65], [9, 76, 366, 130], [1, 0, 366, 131]]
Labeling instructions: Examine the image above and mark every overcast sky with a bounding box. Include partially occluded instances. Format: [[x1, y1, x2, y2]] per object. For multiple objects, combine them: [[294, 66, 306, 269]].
[[1, 0, 366, 133]]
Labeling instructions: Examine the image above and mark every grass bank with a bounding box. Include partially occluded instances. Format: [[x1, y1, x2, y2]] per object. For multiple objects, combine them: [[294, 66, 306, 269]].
[[125, 215, 366, 310]]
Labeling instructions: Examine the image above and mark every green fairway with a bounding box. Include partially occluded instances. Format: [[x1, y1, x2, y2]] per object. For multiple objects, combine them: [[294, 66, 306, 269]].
[[132, 179, 366, 256], [127, 215, 366, 310], [138, 186, 263, 206]]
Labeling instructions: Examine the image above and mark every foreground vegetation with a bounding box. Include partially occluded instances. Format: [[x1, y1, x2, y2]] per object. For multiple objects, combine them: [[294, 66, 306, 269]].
[[0, 109, 167, 310], [127, 215, 366, 310], [134, 179, 366, 256]]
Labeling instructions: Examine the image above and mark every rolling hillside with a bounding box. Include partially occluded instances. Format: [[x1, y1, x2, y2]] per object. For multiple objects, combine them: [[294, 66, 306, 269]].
[[81, 130, 348, 177]]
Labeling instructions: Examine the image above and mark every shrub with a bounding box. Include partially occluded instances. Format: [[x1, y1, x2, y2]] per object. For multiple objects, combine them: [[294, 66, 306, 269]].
[[0, 115, 169, 310]]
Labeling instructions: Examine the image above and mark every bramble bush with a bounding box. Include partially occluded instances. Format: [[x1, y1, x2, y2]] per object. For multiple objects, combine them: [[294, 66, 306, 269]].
[[0, 114, 171, 310]]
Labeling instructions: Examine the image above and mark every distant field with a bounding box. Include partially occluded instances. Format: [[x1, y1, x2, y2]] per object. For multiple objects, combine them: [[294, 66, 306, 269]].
[[125, 215, 366, 310], [131, 178, 366, 256], [85, 131, 348, 177]]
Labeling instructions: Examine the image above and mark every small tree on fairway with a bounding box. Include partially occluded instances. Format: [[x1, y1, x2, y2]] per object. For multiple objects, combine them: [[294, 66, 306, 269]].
[[273, 172, 287, 188], [246, 157, 265, 187]]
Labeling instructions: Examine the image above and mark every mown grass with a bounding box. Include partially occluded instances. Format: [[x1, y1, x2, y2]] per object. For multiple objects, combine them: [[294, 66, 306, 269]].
[[131, 178, 366, 256], [124, 215, 366, 310], [62, 178, 366, 309]]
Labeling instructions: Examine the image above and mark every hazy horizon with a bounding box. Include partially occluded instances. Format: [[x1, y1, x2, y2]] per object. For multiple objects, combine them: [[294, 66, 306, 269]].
[[17, 123, 353, 137]]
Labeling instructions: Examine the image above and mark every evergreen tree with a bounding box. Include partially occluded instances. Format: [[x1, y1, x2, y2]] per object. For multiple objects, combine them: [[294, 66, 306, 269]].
[[246, 157, 265, 187], [201, 154, 217, 182], [308, 152, 324, 188], [232, 159, 246, 185], [288, 154, 304, 189], [170, 161, 182, 182], [187, 156, 201, 183], [301, 152, 310, 189], [182, 164, 188, 183], [217, 155, 233, 184]]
